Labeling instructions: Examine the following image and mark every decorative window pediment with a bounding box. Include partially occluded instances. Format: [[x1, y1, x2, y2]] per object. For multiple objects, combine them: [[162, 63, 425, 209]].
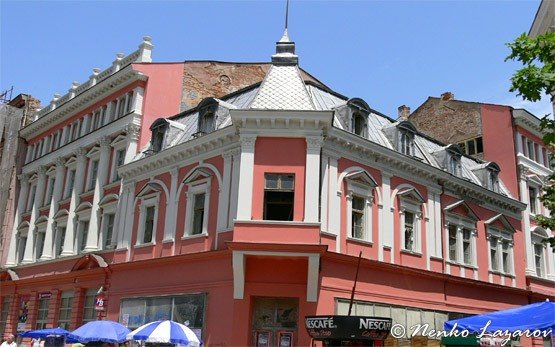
[[111, 134, 127, 147], [397, 186, 425, 204], [183, 167, 213, 185], [484, 214, 515, 233], [35, 215, 49, 226], [54, 209, 69, 220], [136, 182, 164, 198], [75, 201, 93, 214], [86, 146, 101, 158], [344, 170, 377, 189], [71, 254, 108, 271], [443, 200, 478, 221], [99, 194, 119, 207]]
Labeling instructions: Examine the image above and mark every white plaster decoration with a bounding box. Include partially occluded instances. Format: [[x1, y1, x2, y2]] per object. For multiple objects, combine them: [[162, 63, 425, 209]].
[[21, 166, 47, 264], [61, 148, 87, 256], [137, 36, 153, 63], [305, 136, 323, 223], [328, 157, 340, 252], [228, 148, 241, 228], [40, 158, 66, 260], [320, 155, 330, 233], [112, 53, 125, 73], [518, 170, 536, 275], [122, 183, 136, 253], [5, 174, 30, 266], [236, 134, 257, 220], [218, 151, 233, 231], [380, 172, 394, 263], [83, 137, 111, 252], [125, 123, 140, 164], [164, 167, 179, 242], [131, 87, 144, 115]]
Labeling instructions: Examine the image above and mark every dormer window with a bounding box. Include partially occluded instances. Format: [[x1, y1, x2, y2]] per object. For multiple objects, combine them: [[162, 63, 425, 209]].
[[471, 162, 500, 193], [487, 168, 500, 192], [397, 121, 417, 156], [352, 113, 367, 137], [197, 98, 218, 135], [445, 145, 462, 176], [149, 119, 168, 154], [347, 98, 370, 138], [448, 155, 460, 175]]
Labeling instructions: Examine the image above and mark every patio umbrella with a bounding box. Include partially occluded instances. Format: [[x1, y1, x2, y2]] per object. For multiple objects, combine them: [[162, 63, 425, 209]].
[[127, 320, 202, 346], [444, 301, 555, 333], [20, 328, 71, 338], [68, 320, 131, 343]]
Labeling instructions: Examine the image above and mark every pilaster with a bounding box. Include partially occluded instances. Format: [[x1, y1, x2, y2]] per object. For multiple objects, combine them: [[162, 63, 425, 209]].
[[6, 174, 30, 266], [305, 136, 323, 223], [62, 148, 87, 256], [41, 158, 66, 260], [236, 134, 257, 220], [22, 166, 47, 264]]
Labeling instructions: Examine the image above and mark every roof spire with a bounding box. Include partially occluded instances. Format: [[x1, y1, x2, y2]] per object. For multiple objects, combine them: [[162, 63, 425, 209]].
[[272, 0, 298, 65]]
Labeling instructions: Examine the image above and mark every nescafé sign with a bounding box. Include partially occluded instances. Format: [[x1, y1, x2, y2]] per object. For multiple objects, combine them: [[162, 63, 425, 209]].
[[305, 316, 392, 341]]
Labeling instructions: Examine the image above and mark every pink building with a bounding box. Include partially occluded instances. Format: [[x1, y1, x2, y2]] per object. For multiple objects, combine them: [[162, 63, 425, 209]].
[[1, 32, 552, 347]]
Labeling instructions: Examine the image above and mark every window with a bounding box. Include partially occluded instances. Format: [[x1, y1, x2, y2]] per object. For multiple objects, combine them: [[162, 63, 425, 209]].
[[448, 155, 460, 175], [490, 237, 498, 271], [399, 131, 413, 156], [35, 297, 50, 329], [501, 241, 510, 273], [55, 226, 66, 257], [199, 113, 215, 134], [351, 196, 365, 239], [103, 214, 115, 248], [65, 169, 76, 198], [82, 289, 97, 323], [534, 244, 545, 277], [404, 211, 415, 251], [462, 228, 472, 265], [264, 173, 295, 221], [529, 187, 538, 214], [16, 230, 27, 264], [35, 229, 45, 260], [527, 140, 536, 161], [352, 113, 367, 137], [119, 294, 206, 331], [58, 291, 73, 330], [79, 221, 89, 252], [112, 149, 125, 182], [44, 176, 55, 206], [0, 297, 10, 335], [192, 193, 206, 235], [72, 120, 81, 140], [125, 92, 133, 113], [27, 184, 37, 211], [88, 160, 99, 191], [488, 170, 499, 192], [448, 225, 457, 261], [63, 125, 71, 145], [143, 206, 155, 244]]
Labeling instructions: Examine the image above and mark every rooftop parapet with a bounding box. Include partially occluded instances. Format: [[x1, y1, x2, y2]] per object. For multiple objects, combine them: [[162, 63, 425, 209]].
[[33, 36, 153, 121]]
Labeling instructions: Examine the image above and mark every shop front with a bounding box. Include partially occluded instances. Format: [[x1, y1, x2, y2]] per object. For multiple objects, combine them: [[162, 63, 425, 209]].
[[305, 315, 392, 347]]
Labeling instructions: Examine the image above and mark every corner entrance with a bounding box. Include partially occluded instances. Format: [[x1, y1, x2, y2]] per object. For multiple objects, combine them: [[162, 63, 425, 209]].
[[252, 297, 298, 347]]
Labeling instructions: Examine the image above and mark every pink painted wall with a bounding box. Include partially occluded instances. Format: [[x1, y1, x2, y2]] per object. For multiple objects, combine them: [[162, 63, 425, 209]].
[[132, 63, 185, 149], [481, 104, 519, 198], [252, 137, 306, 221]]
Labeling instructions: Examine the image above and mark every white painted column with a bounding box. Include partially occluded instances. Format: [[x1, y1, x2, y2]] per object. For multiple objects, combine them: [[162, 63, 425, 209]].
[[427, 187, 442, 258], [131, 87, 145, 115], [305, 136, 323, 223], [62, 148, 87, 256], [518, 166, 536, 275], [115, 183, 129, 249], [379, 171, 394, 263], [164, 167, 179, 241], [84, 137, 111, 252], [328, 156, 340, 252], [22, 166, 47, 264], [320, 155, 329, 233], [547, 243, 555, 281], [218, 151, 233, 231], [236, 134, 257, 221], [228, 149, 241, 228], [40, 158, 66, 260], [124, 124, 140, 163], [121, 182, 136, 251], [5, 174, 30, 266]]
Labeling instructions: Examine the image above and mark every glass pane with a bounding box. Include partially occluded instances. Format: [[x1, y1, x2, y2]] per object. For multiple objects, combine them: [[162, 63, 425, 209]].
[[145, 297, 172, 322], [265, 174, 279, 189], [120, 299, 145, 328], [173, 295, 205, 328], [280, 175, 295, 190]]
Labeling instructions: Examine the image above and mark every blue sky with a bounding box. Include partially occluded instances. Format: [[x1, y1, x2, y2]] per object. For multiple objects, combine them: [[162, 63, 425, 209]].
[[1, 0, 551, 119]]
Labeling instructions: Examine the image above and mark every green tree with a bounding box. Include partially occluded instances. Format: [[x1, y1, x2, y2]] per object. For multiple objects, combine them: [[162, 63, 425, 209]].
[[506, 32, 555, 249]]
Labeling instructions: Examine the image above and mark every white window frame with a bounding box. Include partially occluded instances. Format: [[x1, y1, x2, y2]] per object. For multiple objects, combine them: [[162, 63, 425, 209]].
[[87, 155, 100, 192], [486, 227, 514, 275], [27, 181, 37, 212], [16, 227, 28, 264], [34, 224, 47, 261], [528, 182, 541, 216], [54, 219, 67, 258], [64, 162, 77, 199], [532, 229, 548, 278], [399, 198, 422, 253], [346, 181, 373, 243], [184, 178, 211, 238], [445, 214, 477, 267], [110, 136, 127, 183], [57, 291, 73, 330], [75, 213, 91, 253], [100, 201, 117, 250], [399, 130, 415, 156], [43, 173, 56, 206], [137, 194, 159, 245]]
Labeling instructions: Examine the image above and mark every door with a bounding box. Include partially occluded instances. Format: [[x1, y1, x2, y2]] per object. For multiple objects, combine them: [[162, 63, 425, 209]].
[[252, 297, 298, 347]]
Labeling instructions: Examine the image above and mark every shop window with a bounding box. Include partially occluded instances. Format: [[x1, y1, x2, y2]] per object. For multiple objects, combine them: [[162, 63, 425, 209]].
[[58, 291, 73, 330], [35, 297, 50, 329], [0, 297, 10, 335], [82, 288, 97, 323], [119, 294, 206, 332], [264, 174, 295, 221], [252, 297, 298, 347]]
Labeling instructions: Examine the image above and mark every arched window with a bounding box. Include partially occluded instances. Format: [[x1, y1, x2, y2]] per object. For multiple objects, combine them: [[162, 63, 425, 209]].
[[149, 119, 168, 154], [197, 98, 218, 135], [347, 98, 370, 138], [397, 121, 417, 156], [352, 113, 367, 137]]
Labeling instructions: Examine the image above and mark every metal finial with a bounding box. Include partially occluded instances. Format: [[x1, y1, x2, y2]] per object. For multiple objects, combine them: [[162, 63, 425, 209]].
[[285, 0, 289, 30]]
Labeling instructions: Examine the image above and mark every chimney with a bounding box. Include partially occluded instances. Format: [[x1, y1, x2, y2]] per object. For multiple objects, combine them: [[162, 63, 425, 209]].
[[441, 92, 454, 101], [398, 105, 411, 120]]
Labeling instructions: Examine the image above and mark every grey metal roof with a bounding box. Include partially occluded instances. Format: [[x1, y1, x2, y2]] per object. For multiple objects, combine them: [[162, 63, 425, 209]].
[[306, 85, 346, 110], [249, 65, 315, 110], [223, 87, 260, 109]]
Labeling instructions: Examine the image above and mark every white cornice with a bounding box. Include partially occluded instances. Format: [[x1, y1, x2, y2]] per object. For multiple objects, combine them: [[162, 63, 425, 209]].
[[513, 112, 543, 138], [516, 154, 552, 177], [21, 66, 147, 140], [230, 109, 333, 135], [120, 126, 238, 181], [327, 128, 525, 218]]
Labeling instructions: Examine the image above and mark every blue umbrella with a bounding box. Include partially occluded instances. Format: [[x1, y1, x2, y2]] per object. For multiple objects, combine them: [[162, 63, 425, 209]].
[[444, 301, 555, 333], [20, 328, 71, 338], [127, 320, 202, 346], [68, 320, 131, 343]]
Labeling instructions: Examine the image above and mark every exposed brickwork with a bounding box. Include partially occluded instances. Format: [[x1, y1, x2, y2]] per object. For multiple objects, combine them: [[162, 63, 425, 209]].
[[409, 96, 483, 145], [180, 62, 326, 111]]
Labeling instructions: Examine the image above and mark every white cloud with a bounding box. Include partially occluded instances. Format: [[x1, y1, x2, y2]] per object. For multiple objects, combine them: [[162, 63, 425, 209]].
[[501, 93, 553, 119]]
